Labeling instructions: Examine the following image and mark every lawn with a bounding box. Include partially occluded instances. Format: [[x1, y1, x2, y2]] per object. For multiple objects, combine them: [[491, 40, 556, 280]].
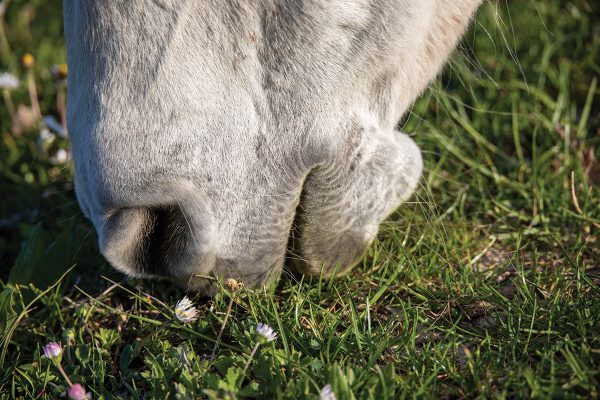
[[1, 1, 599, 399]]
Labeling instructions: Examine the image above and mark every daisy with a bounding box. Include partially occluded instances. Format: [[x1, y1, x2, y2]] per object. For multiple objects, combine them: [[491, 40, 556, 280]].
[[68, 383, 92, 400], [43, 342, 62, 361], [175, 296, 198, 323], [320, 384, 336, 400], [256, 322, 277, 343], [0, 72, 18, 90], [243, 322, 278, 375]]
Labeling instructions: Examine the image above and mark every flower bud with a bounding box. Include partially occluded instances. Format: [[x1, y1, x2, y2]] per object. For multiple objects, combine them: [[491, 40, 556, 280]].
[[22, 53, 35, 69]]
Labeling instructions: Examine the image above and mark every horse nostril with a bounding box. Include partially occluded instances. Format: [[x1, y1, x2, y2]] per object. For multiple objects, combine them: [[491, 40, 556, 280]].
[[100, 205, 190, 277], [144, 205, 189, 274]]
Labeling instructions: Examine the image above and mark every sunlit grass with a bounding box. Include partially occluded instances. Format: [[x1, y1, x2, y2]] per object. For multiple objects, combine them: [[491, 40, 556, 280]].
[[0, 1, 598, 398]]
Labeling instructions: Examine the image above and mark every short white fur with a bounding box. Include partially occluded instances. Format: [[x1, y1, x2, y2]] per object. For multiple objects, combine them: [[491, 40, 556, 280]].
[[64, 0, 483, 293]]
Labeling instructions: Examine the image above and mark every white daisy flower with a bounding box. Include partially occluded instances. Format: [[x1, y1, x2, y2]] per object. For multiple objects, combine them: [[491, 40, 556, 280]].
[[243, 322, 279, 375], [256, 322, 277, 343], [175, 296, 198, 323], [320, 384, 336, 400], [0, 72, 19, 90], [50, 148, 69, 165]]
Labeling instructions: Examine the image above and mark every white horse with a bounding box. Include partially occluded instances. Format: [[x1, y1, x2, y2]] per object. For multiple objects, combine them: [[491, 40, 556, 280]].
[[64, 0, 482, 293]]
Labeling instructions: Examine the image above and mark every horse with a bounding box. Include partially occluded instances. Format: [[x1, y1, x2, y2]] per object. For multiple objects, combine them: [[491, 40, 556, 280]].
[[64, 0, 482, 293]]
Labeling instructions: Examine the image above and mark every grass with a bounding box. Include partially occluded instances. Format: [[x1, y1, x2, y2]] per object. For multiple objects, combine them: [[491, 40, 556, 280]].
[[0, 0, 599, 398]]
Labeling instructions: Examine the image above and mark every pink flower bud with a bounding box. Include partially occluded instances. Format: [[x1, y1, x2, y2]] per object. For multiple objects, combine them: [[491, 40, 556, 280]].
[[68, 383, 90, 400], [42, 342, 62, 360]]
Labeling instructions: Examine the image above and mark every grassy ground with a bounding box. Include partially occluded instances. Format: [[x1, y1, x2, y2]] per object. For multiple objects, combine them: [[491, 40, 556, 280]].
[[1, 1, 599, 399]]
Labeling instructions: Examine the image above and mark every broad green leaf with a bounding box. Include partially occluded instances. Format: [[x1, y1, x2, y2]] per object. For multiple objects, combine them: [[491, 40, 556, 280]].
[[120, 344, 134, 372], [8, 223, 77, 300], [8, 223, 51, 286]]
